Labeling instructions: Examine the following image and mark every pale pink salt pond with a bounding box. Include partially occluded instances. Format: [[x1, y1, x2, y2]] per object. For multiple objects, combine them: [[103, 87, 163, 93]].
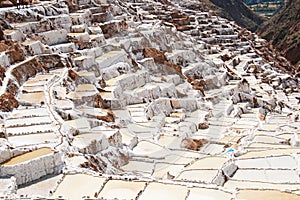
[[139, 182, 188, 200], [98, 180, 146, 199], [52, 174, 106, 200]]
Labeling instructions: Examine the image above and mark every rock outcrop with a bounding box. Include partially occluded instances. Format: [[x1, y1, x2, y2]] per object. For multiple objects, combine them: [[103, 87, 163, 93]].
[[0, 148, 63, 185], [0, 92, 18, 112]]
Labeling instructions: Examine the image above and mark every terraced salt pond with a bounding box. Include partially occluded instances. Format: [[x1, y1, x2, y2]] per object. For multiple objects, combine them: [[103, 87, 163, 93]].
[[8, 132, 59, 147], [18, 92, 45, 104], [5, 116, 52, 127], [225, 180, 300, 190], [17, 175, 63, 197], [6, 124, 54, 135], [187, 188, 232, 200], [10, 107, 49, 118], [2, 148, 53, 166], [0, 0, 299, 198], [239, 148, 300, 159], [139, 183, 188, 200], [237, 190, 300, 200], [98, 180, 146, 199], [52, 174, 106, 200]]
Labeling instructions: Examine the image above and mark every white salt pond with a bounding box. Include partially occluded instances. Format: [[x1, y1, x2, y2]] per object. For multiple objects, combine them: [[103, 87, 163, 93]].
[[52, 174, 106, 200], [236, 156, 297, 169], [6, 124, 54, 135], [8, 132, 59, 147], [152, 163, 184, 179], [225, 180, 300, 191], [121, 160, 155, 174], [5, 116, 52, 127], [232, 169, 300, 183], [175, 169, 218, 183], [18, 92, 45, 104], [139, 182, 188, 200], [187, 188, 233, 200], [239, 149, 300, 159], [186, 157, 227, 170], [237, 189, 300, 200], [98, 180, 146, 199], [132, 141, 169, 158], [10, 107, 49, 118], [17, 175, 63, 197]]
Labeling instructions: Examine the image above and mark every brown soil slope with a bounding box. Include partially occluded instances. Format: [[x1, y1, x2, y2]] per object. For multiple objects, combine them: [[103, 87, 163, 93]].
[[258, 0, 300, 69], [209, 0, 265, 31]]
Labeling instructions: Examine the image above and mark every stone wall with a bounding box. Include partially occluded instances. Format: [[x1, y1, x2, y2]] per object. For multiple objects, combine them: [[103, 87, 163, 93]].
[[0, 151, 64, 185]]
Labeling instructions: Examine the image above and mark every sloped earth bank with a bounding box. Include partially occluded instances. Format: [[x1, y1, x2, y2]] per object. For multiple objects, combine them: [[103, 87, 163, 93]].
[[0, 0, 299, 199]]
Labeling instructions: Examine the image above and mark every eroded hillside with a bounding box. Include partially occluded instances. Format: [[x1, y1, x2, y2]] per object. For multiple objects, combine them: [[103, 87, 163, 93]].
[[258, 0, 300, 69], [208, 0, 265, 31]]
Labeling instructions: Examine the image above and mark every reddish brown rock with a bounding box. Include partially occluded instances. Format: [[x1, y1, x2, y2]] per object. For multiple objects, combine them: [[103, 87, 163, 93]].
[[100, 20, 128, 39], [0, 0, 14, 7], [0, 26, 4, 41], [0, 42, 9, 52], [252, 97, 259, 108], [192, 85, 205, 96], [93, 13, 110, 23], [0, 131, 5, 138], [189, 78, 206, 96], [131, 58, 139, 71], [11, 57, 43, 85], [172, 16, 190, 26], [38, 54, 66, 69], [64, 0, 79, 13], [247, 63, 258, 73], [0, 92, 18, 112], [143, 48, 166, 64], [198, 122, 209, 129], [238, 28, 255, 41], [176, 25, 193, 32], [98, 77, 106, 88], [7, 42, 26, 63], [0, 40, 26, 63], [96, 109, 115, 123], [143, 48, 185, 78], [68, 69, 79, 82], [232, 58, 240, 67], [0, 65, 6, 86], [221, 54, 231, 62], [156, 0, 173, 6], [6, 79, 18, 96], [191, 79, 206, 88], [94, 94, 106, 108], [259, 113, 266, 121], [166, 12, 191, 28], [164, 61, 183, 77], [181, 138, 207, 151]]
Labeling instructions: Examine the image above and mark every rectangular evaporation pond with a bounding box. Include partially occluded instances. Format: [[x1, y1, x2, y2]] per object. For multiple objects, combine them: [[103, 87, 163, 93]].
[[2, 148, 53, 166]]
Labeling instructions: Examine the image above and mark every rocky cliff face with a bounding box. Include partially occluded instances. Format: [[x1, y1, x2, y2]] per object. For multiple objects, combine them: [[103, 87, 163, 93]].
[[209, 0, 265, 31], [258, 0, 300, 69]]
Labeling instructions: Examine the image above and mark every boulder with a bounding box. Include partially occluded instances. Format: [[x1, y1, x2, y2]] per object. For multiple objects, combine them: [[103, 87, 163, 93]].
[[0, 92, 18, 112], [180, 138, 207, 151], [198, 122, 209, 129], [100, 20, 128, 39], [96, 110, 115, 123], [143, 47, 166, 64]]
